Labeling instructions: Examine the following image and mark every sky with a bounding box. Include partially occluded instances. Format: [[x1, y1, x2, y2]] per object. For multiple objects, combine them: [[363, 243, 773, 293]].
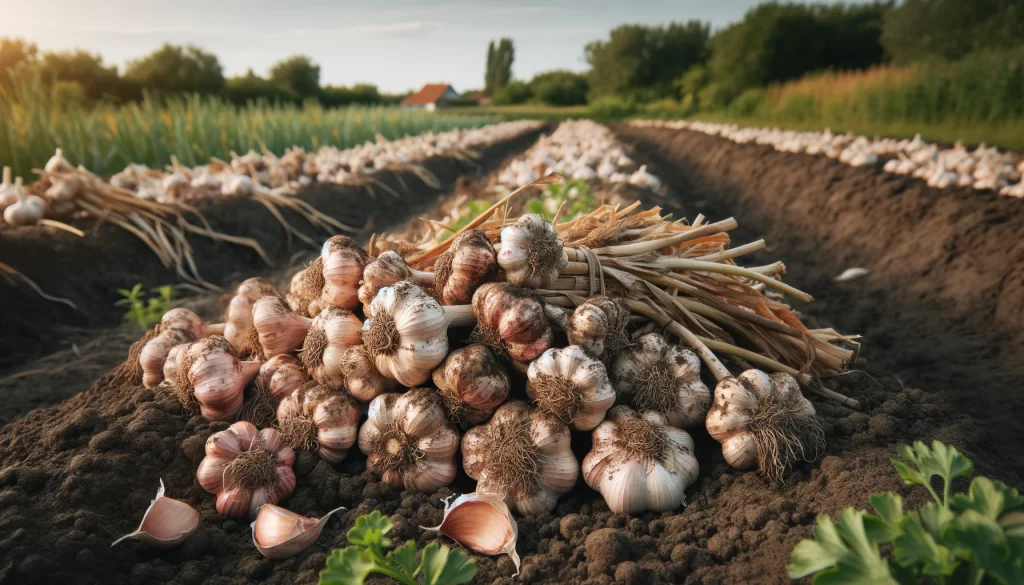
[[0, 0, 870, 93]]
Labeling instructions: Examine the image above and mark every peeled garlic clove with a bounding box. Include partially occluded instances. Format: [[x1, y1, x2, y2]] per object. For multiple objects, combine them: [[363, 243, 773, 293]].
[[112, 479, 199, 549], [423, 493, 520, 575], [251, 504, 345, 559]]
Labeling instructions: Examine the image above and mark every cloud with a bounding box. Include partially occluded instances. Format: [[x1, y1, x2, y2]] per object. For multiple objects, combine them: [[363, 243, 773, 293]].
[[343, 21, 442, 36]]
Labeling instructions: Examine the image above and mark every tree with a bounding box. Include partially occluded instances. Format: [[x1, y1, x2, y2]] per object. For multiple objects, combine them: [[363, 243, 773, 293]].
[[484, 41, 496, 95], [882, 0, 1024, 64], [0, 37, 38, 86], [529, 70, 589, 106], [269, 55, 320, 98], [125, 43, 224, 95], [319, 83, 382, 107], [39, 50, 121, 100], [226, 69, 297, 104], [484, 38, 514, 95]]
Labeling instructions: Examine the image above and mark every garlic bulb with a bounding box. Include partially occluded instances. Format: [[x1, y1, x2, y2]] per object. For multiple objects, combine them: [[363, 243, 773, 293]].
[[423, 493, 520, 574], [287, 258, 325, 317], [472, 282, 553, 362], [251, 504, 346, 560], [197, 421, 296, 519], [358, 388, 459, 492], [339, 345, 398, 403], [526, 345, 616, 431], [140, 327, 198, 388], [462, 401, 578, 514], [174, 336, 261, 421], [320, 235, 369, 310], [433, 230, 498, 304], [497, 213, 568, 288], [706, 369, 825, 483], [111, 479, 199, 548], [357, 251, 433, 312], [257, 354, 310, 403], [252, 296, 312, 358], [562, 296, 631, 360], [610, 333, 711, 429], [224, 277, 281, 354], [583, 407, 699, 513], [162, 342, 189, 387], [0, 167, 14, 212], [161, 308, 225, 338], [276, 382, 360, 463], [44, 147, 72, 173], [300, 307, 362, 389], [3, 178, 45, 226], [45, 174, 84, 202], [432, 344, 509, 426], [362, 281, 475, 386]]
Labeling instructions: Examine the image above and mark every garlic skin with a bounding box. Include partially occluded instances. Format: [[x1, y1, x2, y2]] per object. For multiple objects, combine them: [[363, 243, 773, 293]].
[[359, 388, 459, 492], [339, 345, 398, 403], [526, 346, 615, 431], [583, 407, 699, 514], [434, 230, 498, 305], [300, 307, 362, 390], [610, 333, 711, 429], [462, 401, 578, 514], [162, 342, 189, 388], [320, 235, 370, 310], [706, 369, 825, 483], [357, 251, 433, 313], [196, 421, 297, 519], [175, 336, 261, 421], [423, 493, 520, 575], [251, 504, 346, 560], [362, 281, 475, 387], [497, 213, 568, 288], [140, 328, 197, 388], [472, 282, 553, 362], [276, 383, 361, 463], [257, 354, 310, 403], [565, 296, 631, 360], [432, 344, 509, 426], [111, 479, 199, 548], [161, 308, 225, 338], [252, 296, 312, 358], [286, 258, 325, 317], [224, 277, 281, 353]]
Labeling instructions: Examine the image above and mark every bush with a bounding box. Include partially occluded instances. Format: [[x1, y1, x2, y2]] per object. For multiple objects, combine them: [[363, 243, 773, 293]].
[[529, 70, 589, 106], [697, 83, 732, 112], [726, 88, 765, 117], [588, 95, 636, 119], [491, 80, 532, 105], [226, 72, 297, 105]]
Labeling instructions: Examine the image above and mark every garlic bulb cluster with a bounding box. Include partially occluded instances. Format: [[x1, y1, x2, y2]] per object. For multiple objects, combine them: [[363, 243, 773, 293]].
[[252, 504, 345, 560], [112, 479, 199, 548], [174, 336, 260, 420], [140, 328, 198, 388], [197, 421, 296, 518], [526, 346, 615, 431], [432, 344, 509, 426], [583, 407, 699, 513], [286, 258, 325, 318], [610, 333, 711, 429], [224, 277, 281, 354], [706, 369, 825, 484], [300, 307, 362, 389], [358, 388, 460, 492], [462, 401, 578, 514], [276, 382, 361, 463], [253, 296, 312, 358], [257, 355, 310, 403], [472, 283, 553, 363], [433, 230, 498, 304], [497, 214, 568, 288], [320, 235, 369, 310], [2, 177, 45, 225]]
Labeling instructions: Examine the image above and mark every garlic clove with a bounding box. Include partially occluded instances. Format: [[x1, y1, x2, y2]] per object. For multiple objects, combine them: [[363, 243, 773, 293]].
[[252, 504, 346, 560], [217, 486, 251, 518], [112, 479, 199, 549], [422, 493, 520, 575]]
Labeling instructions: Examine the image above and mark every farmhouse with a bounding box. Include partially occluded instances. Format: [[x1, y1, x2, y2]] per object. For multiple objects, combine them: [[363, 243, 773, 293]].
[[400, 83, 459, 111]]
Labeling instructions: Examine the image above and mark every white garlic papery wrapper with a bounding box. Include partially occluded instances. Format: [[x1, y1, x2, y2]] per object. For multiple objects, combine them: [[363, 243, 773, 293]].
[[610, 333, 712, 429], [174, 336, 261, 421], [356, 251, 433, 313], [706, 369, 825, 483], [224, 277, 281, 354], [358, 388, 459, 492], [339, 345, 398, 403], [300, 307, 362, 390], [565, 296, 632, 360], [432, 344, 509, 427], [251, 504, 346, 560], [433, 230, 498, 305], [286, 258, 325, 317], [252, 296, 313, 358], [583, 407, 699, 513], [497, 213, 568, 288], [362, 281, 476, 387], [196, 421, 296, 519], [160, 308, 225, 338], [276, 382, 361, 463], [111, 479, 199, 548], [462, 401, 578, 515], [472, 282, 553, 363], [140, 328, 197, 388], [423, 493, 521, 575], [257, 354, 310, 403], [526, 345, 616, 431], [320, 235, 369, 310]]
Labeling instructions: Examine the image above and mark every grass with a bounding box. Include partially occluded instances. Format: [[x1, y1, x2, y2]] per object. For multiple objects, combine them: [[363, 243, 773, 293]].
[[447, 104, 589, 121]]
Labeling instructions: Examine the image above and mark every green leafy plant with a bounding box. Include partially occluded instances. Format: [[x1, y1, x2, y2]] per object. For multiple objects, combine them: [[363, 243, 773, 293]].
[[526, 178, 597, 223], [116, 283, 175, 328], [788, 441, 1024, 584], [319, 510, 476, 585], [441, 199, 492, 241]]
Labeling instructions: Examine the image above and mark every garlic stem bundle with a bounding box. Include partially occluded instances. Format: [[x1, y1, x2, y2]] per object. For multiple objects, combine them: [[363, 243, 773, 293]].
[[357, 251, 433, 312], [423, 493, 521, 575], [257, 354, 310, 403], [432, 344, 509, 426], [433, 230, 498, 304], [320, 235, 370, 310], [140, 327, 198, 388], [526, 346, 615, 431], [462, 401, 578, 514], [224, 277, 281, 354], [358, 388, 459, 492], [174, 336, 261, 421], [548, 296, 631, 361], [161, 308, 226, 338], [362, 281, 476, 387], [339, 345, 398, 403], [252, 296, 312, 358], [583, 407, 699, 513], [471, 282, 553, 363], [276, 382, 361, 463], [2, 178, 45, 226], [497, 213, 568, 287], [197, 421, 296, 519], [286, 258, 325, 317], [252, 504, 346, 560], [111, 479, 199, 548], [300, 307, 362, 389]]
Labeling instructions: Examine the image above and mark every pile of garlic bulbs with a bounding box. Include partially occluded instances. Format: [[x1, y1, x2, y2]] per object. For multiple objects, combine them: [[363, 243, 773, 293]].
[[632, 119, 1024, 196]]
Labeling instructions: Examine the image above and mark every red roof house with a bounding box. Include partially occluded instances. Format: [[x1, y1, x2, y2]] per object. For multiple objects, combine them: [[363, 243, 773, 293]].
[[400, 84, 460, 111]]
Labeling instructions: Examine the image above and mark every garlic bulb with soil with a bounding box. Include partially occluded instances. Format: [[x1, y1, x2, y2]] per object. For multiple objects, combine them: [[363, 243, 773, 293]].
[[196, 421, 296, 519], [433, 230, 498, 304], [140, 328, 198, 388], [462, 401, 578, 514], [2, 178, 45, 226], [423, 493, 520, 574], [472, 282, 554, 363], [173, 336, 261, 421], [276, 382, 361, 463], [706, 369, 825, 483], [320, 235, 370, 310], [610, 333, 712, 429], [557, 296, 631, 360], [161, 308, 225, 338], [432, 344, 509, 426], [358, 388, 459, 492], [286, 258, 325, 317], [257, 354, 310, 403], [339, 345, 398, 403], [582, 407, 699, 513], [497, 213, 568, 288], [252, 296, 312, 358], [357, 251, 433, 312], [362, 281, 476, 387], [300, 307, 362, 389], [251, 504, 346, 560], [112, 479, 199, 548], [224, 277, 281, 355], [526, 345, 616, 431]]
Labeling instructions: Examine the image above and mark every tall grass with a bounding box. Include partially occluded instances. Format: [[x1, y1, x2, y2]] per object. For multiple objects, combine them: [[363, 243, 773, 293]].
[[0, 71, 497, 180]]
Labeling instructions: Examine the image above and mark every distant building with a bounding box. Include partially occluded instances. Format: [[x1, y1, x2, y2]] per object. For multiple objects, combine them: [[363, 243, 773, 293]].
[[464, 91, 492, 106], [400, 84, 460, 111]]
